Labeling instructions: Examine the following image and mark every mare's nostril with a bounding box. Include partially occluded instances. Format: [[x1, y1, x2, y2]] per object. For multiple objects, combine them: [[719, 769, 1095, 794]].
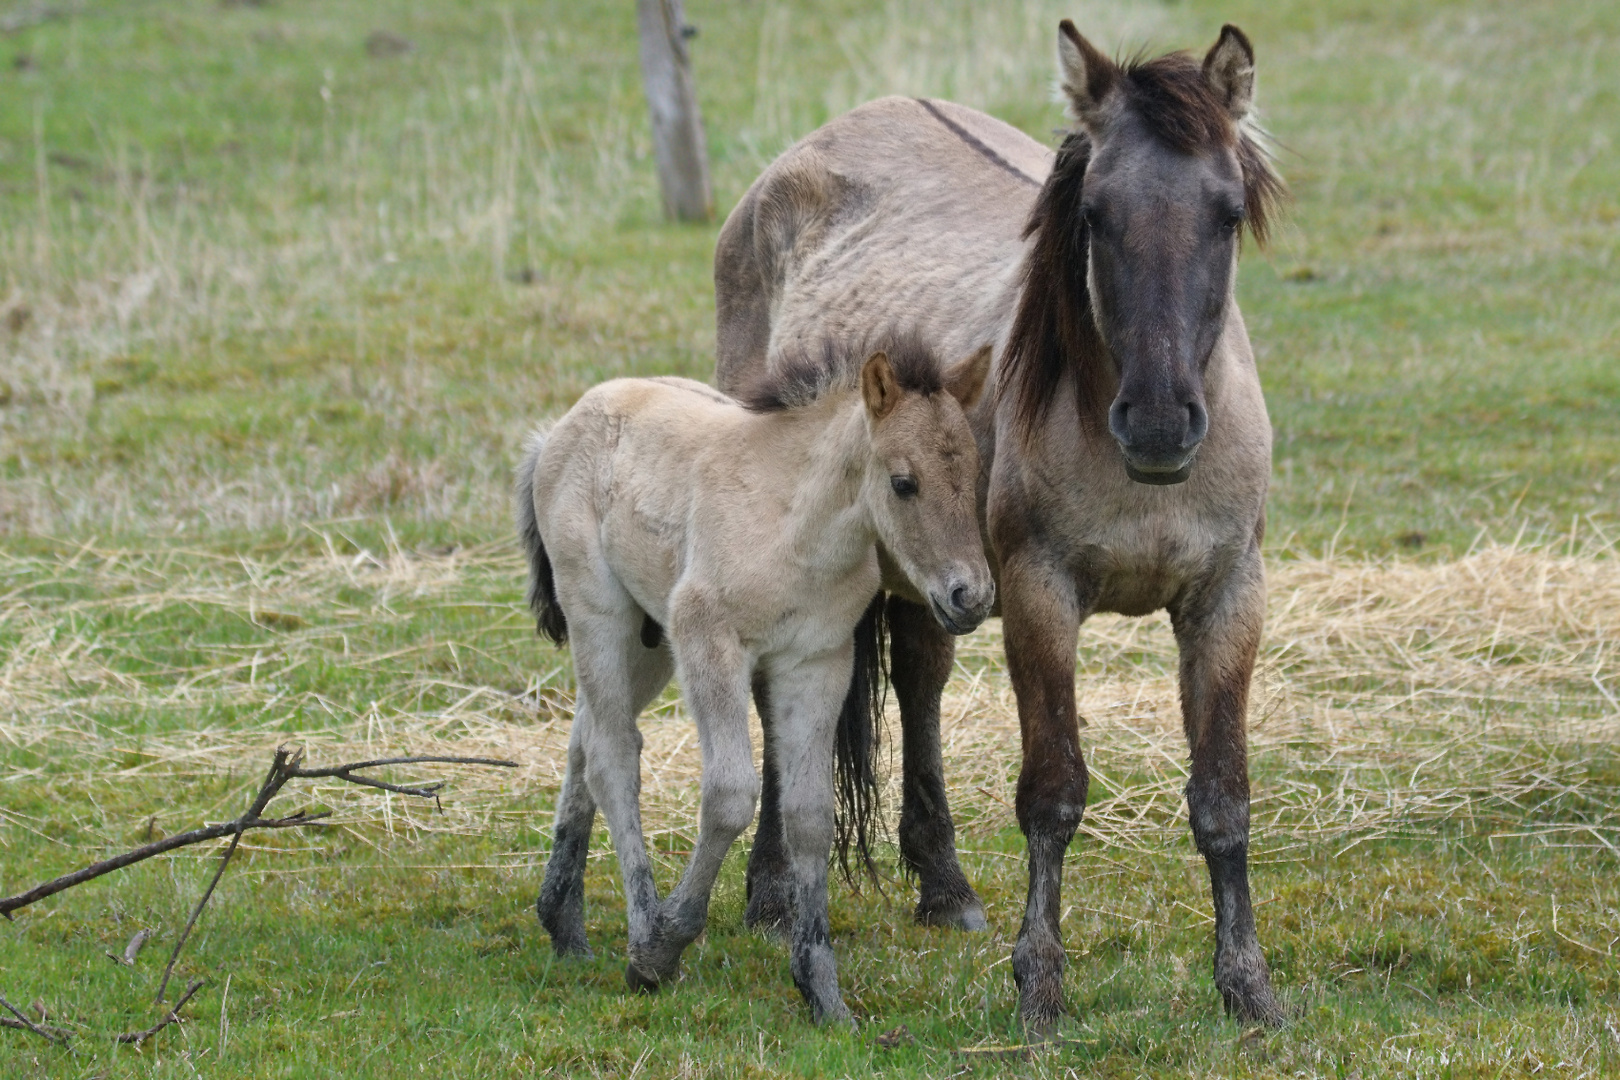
[[1185, 400, 1209, 446], [1108, 399, 1132, 445], [950, 584, 968, 613]]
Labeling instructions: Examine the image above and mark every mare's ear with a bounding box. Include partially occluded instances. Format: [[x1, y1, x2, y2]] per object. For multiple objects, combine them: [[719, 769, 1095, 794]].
[[943, 344, 992, 410], [1202, 24, 1256, 123], [860, 351, 901, 421], [1057, 20, 1119, 131]]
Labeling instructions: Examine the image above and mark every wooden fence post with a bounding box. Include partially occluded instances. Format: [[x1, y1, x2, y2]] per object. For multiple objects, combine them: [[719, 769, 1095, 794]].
[[635, 0, 713, 222]]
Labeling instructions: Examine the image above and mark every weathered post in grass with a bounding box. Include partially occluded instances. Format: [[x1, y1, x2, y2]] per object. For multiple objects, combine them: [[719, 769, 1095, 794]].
[[635, 0, 713, 222]]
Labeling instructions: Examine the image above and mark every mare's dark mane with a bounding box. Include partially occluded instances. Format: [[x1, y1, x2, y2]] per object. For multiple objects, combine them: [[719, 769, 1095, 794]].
[[738, 333, 942, 413], [996, 50, 1285, 438]]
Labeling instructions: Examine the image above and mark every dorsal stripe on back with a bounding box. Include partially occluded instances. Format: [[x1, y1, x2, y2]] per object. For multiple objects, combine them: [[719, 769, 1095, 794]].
[[913, 98, 1041, 189]]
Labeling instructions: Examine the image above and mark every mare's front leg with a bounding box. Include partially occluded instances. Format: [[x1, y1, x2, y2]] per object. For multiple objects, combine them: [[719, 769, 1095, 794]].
[[888, 595, 986, 930], [744, 674, 796, 935], [1171, 545, 1284, 1025], [999, 554, 1087, 1034], [630, 603, 759, 987], [768, 647, 858, 1026]]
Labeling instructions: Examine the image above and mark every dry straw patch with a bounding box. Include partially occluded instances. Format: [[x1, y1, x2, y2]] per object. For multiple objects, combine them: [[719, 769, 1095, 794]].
[[1, 537, 1617, 870]]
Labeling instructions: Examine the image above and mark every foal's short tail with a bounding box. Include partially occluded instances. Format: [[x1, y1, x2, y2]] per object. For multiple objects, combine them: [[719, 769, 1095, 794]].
[[834, 592, 889, 885], [516, 431, 568, 646]]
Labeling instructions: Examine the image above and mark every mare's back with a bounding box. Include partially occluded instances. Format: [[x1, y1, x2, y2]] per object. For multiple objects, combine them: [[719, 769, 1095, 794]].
[[716, 97, 1053, 388]]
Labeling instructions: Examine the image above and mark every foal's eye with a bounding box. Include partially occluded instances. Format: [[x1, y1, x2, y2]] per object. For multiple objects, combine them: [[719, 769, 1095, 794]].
[[890, 475, 919, 498], [1221, 210, 1244, 232]]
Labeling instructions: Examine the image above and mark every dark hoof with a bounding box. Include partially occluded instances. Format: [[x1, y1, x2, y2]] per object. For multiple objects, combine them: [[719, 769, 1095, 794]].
[[915, 894, 987, 931], [625, 963, 661, 994], [812, 999, 854, 1029], [1221, 983, 1287, 1027], [744, 888, 796, 938], [914, 874, 987, 931], [549, 936, 593, 960], [1012, 938, 1066, 1035]]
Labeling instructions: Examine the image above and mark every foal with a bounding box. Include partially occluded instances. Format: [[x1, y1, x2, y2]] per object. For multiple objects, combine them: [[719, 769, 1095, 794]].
[[517, 339, 993, 1024]]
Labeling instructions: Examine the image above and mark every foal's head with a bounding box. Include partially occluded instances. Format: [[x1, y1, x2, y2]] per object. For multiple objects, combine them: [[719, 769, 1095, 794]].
[[1005, 23, 1282, 484], [859, 341, 994, 634]]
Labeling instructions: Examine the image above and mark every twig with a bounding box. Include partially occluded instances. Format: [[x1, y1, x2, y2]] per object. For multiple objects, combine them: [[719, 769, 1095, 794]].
[[0, 993, 69, 1045], [0, 745, 518, 1004], [155, 748, 306, 1002], [117, 979, 203, 1045]]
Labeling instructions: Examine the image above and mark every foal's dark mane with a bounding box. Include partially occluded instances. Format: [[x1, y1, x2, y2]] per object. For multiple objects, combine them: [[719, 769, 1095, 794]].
[[996, 49, 1285, 439], [738, 333, 943, 413]]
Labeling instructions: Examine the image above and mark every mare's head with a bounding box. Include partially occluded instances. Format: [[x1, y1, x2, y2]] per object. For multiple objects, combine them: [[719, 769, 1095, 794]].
[[859, 340, 995, 634], [1002, 23, 1283, 484]]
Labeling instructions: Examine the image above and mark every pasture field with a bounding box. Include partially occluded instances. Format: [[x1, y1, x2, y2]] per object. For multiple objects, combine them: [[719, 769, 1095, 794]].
[[1, 0, 1617, 1076]]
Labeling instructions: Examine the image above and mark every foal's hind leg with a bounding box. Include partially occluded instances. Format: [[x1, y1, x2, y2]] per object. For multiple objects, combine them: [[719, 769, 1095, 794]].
[[537, 625, 672, 959], [744, 673, 796, 935], [628, 600, 758, 987], [536, 714, 597, 956], [1171, 549, 1284, 1026], [888, 595, 986, 930]]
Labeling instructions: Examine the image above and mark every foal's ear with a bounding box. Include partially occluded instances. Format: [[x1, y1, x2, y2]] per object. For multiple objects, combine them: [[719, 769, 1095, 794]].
[[1202, 24, 1256, 123], [1057, 20, 1119, 131], [860, 350, 901, 420], [943, 344, 992, 410]]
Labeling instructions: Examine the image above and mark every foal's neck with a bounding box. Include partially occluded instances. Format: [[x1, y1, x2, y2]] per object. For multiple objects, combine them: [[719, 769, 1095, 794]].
[[763, 392, 877, 581]]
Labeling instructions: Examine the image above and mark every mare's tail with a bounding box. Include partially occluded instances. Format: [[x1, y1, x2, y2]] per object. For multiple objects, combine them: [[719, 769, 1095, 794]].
[[834, 592, 889, 885], [516, 431, 568, 646]]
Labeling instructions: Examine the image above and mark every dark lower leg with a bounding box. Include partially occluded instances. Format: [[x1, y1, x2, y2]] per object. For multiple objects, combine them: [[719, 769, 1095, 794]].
[[888, 595, 984, 929], [1175, 559, 1283, 1025], [536, 731, 596, 957], [1010, 825, 1074, 1033], [1189, 776, 1283, 1025], [744, 674, 795, 933]]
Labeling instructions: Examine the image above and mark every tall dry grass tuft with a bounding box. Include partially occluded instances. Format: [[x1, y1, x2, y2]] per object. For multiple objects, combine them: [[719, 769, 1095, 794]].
[[2, 535, 1614, 865]]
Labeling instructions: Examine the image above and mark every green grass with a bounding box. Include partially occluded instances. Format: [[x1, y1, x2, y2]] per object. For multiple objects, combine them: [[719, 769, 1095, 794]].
[[1, 0, 1618, 1075]]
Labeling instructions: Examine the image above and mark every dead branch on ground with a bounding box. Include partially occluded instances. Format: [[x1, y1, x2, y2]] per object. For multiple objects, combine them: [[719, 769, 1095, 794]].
[[0, 746, 519, 1004], [0, 995, 70, 1045], [116, 980, 204, 1045]]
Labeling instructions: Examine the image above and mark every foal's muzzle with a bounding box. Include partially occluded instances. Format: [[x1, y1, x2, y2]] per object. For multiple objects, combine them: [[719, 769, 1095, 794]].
[[929, 576, 995, 635]]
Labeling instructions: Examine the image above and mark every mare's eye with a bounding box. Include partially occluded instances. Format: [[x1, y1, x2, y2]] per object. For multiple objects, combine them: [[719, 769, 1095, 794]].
[[1221, 210, 1244, 232], [890, 475, 919, 498]]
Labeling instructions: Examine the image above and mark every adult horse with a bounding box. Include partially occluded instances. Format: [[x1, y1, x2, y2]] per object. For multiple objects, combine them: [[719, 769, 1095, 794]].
[[714, 23, 1286, 1029]]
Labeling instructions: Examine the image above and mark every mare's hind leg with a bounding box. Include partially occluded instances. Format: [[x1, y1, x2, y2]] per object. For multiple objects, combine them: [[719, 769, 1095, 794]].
[[629, 596, 758, 987], [536, 622, 672, 960], [744, 673, 796, 935], [1171, 548, 1283, 1026], [888, 595, 986, 930], [768, 646, 855, 1026]]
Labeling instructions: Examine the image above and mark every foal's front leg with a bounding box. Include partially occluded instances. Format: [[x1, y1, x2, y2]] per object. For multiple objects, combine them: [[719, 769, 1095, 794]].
[[629, 614, 758, 988], [768, 646, 857, 1026], [1171, 547, 1284, 1026]]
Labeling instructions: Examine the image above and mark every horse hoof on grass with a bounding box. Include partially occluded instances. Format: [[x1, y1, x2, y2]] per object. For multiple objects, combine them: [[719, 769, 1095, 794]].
[[812, 999, 854, 1029], [915, 893, 987, 932], [1222, 984, 1287, 1028], [625, 963, 661, 994]]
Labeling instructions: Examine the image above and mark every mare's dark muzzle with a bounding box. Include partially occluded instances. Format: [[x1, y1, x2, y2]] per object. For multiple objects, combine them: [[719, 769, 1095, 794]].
[[1108, 394, 1207, 485]]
